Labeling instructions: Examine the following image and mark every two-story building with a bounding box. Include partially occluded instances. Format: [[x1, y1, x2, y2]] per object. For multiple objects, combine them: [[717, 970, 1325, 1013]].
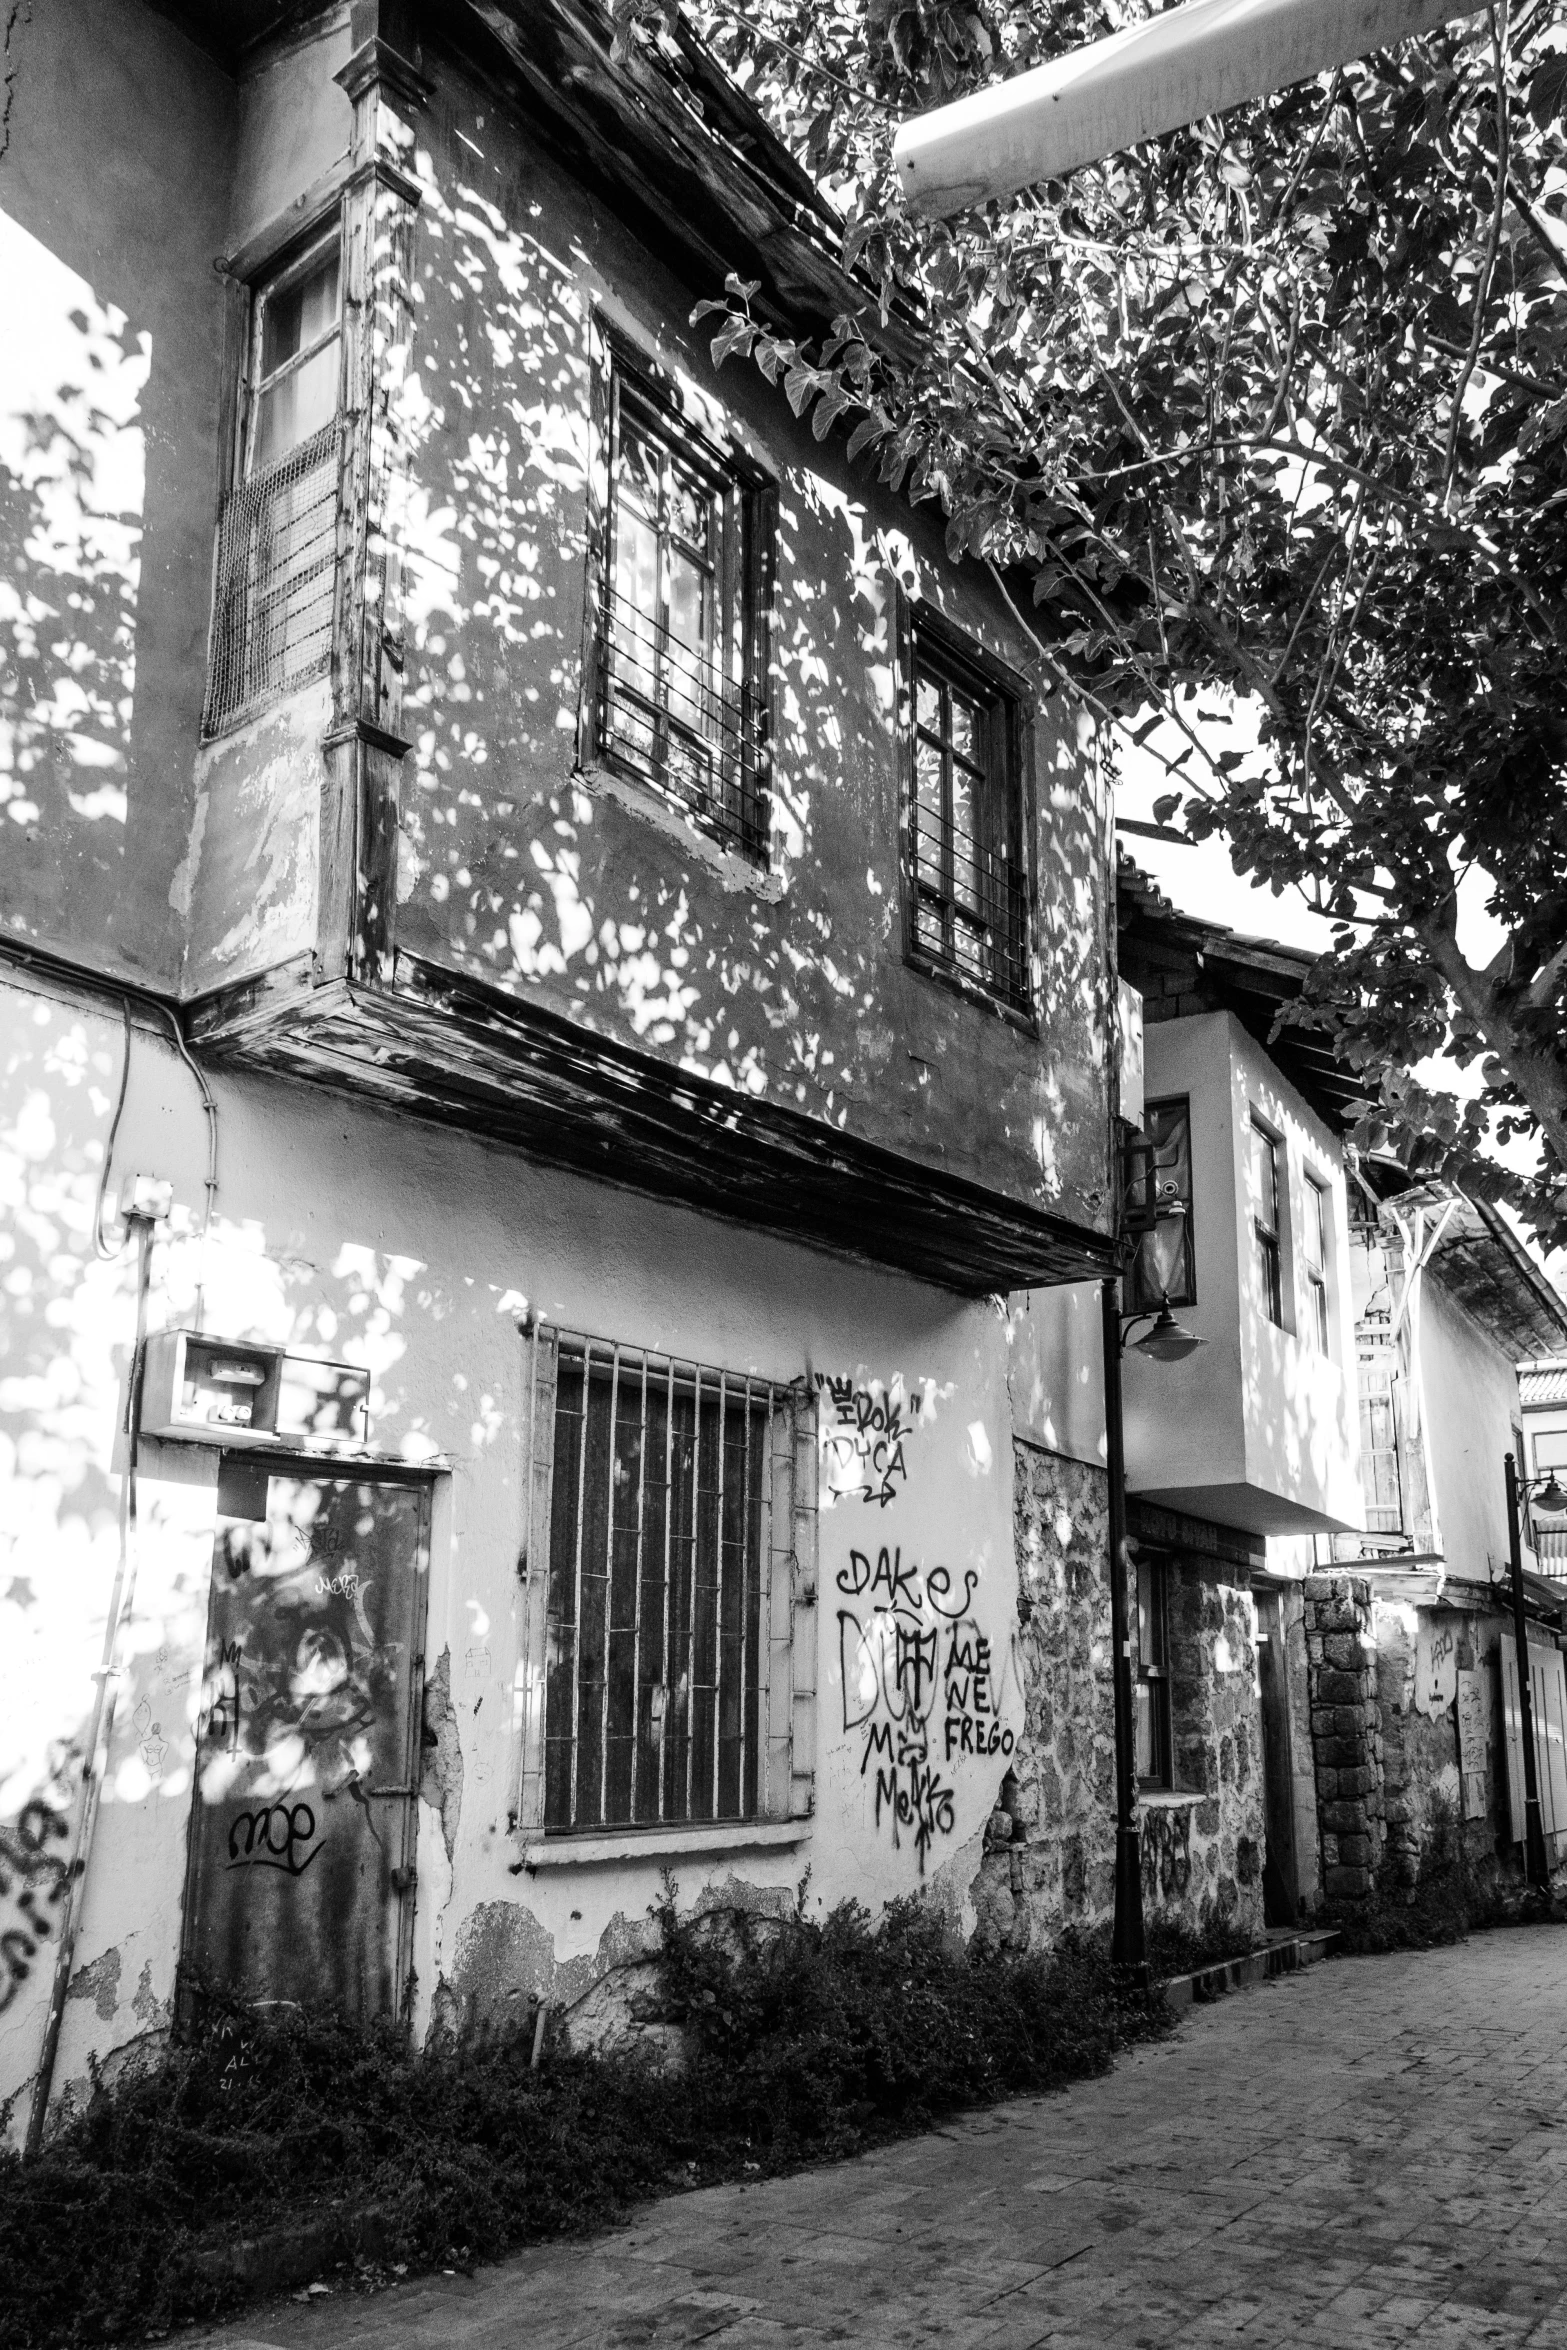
[[0, 0, 1119, 2139]]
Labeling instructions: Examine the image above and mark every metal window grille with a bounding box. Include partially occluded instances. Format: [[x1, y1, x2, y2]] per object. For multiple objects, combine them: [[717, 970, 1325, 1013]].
[[910, 646, 1030, 1014], [542, 1336, 790, 1831], [598, 582, 768, 860], [203, 421, 340, 735]]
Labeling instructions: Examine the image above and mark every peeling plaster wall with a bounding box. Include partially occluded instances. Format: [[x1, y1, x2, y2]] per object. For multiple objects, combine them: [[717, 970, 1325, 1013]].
[[165, 30, 1111, 1232], [1375, 1601, 1503, 1893], [1, 966, 1026, 2132], [375, 44, 1112, 1230], [0, 0, 234, 986]]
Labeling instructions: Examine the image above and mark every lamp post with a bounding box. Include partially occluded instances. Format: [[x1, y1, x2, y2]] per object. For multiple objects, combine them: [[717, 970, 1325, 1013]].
[[1103, 1164, 1207, 1974], [1503, 1452, 1567, 1892]]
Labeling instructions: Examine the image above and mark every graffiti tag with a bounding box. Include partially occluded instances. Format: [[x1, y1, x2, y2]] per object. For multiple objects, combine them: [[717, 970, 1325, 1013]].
[[226, 1800, 323, 1878], [0, 1794, 75, 2014], [838, 1545, 1011, 1876], [816, 1376, 924, 1509]]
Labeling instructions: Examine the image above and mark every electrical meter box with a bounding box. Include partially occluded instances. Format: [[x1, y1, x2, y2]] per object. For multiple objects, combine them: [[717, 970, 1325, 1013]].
[[140, 1331, 369, 1450]]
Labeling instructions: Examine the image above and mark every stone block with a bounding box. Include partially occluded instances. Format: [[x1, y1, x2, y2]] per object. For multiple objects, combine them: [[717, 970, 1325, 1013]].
[[1337, 1832, 1373, 1865], [1323, 1633, 1364, 1669], [1324, 1863, 1372, 1899], [1320, 1800, 1369, 1834], [1316, 1668, 1367, 1707], [1323, 1736, 1369, 1770]]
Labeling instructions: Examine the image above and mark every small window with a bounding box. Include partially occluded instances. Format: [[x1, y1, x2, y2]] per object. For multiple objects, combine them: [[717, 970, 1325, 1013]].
[[592, 341, 772, 861], [1251, 1119, 1284, 1327], [249, 240, 343, 474], [907, 614, 1030, 1015], [1134, 1554, 1172, 1789], [1303, 1176, 1330, 1352], [204, 230, 344, 736], [1126, 1096, 1195, 1313], [542, 1337, 787, 1831]]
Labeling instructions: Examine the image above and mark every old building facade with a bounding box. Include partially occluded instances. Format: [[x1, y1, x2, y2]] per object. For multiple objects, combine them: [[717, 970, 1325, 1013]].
[[0, 0, 1123, 2138]]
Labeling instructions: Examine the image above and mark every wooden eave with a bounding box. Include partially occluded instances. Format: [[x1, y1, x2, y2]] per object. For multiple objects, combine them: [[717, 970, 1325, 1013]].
[[184, 957, 1117, 1296]]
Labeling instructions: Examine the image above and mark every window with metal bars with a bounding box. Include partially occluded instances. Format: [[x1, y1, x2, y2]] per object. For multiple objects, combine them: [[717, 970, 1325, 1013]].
[[539, 1336, 801, 1832], [589, 336, 773, 863], [907, 612, 1031, 1015], [204, 232, 344, 737]]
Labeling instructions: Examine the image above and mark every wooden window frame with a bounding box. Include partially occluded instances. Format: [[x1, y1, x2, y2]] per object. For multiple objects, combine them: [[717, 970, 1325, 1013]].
[[581, 323, 776, 865], [241, 227, 346, 483], [1251, 1117, 1285, 1329], [900, 601, 1036, 1026], [1303, 1173, 1330, 1353]]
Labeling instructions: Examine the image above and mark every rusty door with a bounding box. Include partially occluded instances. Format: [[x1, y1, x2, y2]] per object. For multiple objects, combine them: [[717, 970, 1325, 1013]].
[[182, 1469, 430, 2020]]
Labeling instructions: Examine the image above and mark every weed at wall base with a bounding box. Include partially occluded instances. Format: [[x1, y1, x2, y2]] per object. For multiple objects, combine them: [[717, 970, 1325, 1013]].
[[0, 1889, 1169, 2350]]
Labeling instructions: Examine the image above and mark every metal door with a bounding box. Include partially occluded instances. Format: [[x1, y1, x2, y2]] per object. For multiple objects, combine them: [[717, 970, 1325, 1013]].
[[182, 1469, 430, 2019]]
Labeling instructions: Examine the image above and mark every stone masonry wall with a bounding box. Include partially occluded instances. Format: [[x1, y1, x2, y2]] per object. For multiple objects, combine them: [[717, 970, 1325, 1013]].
[[1303, 1575, 1386, 1903], [970, 1442, 1115, 1954], [1140, 1569, 1266, 1944]]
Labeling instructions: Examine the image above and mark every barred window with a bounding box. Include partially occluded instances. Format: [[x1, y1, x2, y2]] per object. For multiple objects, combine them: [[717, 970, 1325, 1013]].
[[524, 1332, 813, 1835], [591, 338, 772, 862], [908, 613, 1031, 1015], [204, 234, 343, 737]]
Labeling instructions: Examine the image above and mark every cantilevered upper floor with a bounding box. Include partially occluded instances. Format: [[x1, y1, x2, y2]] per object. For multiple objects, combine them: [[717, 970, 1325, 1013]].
[[0, 0, 1117, 1293]]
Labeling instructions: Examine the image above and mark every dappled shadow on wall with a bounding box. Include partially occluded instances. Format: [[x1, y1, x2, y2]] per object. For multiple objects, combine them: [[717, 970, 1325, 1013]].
[[0, 208, 148, 940], [385, 156, 1104, 1171]]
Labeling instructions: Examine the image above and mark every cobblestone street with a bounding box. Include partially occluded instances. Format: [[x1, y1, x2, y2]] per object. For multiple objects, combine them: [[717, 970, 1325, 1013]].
[[204, 1931, 1567, 2350]]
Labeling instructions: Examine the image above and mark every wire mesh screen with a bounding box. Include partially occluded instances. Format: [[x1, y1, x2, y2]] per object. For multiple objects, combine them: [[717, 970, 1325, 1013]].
[[543, 1337, 778, 1831], [597, 584, 768, 860], [203, 422, 340, 735]]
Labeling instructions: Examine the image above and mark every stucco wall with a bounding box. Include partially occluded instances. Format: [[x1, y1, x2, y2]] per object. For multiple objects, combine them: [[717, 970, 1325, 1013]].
[[169, 27, 1112, 1232], [1418, 1277, 1522, 1582], [0, 966, 1030, 2137], [1124, 1011, 1360, 1537], [0, 0, 235, 986]]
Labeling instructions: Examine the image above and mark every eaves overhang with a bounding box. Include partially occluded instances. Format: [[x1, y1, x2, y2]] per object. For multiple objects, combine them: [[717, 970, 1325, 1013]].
[[185, 955, 1117, 1297]]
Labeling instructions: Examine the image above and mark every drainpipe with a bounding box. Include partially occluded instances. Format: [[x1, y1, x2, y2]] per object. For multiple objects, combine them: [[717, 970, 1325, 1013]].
[[1102, 1275, 1146, 1973], [26, 1213, 155, 2154]]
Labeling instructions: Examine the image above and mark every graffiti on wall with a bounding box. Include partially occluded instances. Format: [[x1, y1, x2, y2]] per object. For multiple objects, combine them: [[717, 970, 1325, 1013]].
[[0, 1789, 75, 2015], [1140, 1802, 1193, 1903], [816, 1374, 929, 1509], [838, 1545, 1013, 1874]]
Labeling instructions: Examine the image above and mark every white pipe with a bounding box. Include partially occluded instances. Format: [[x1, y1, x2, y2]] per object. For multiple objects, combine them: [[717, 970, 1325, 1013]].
[[893, 0, 1484, 215]]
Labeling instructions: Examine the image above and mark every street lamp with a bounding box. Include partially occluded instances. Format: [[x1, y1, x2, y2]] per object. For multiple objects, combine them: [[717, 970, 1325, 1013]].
[[1502, 1453, 1567, 1892], [892, 0, 1486, 214], [1123, 1299, 1207, 1363]]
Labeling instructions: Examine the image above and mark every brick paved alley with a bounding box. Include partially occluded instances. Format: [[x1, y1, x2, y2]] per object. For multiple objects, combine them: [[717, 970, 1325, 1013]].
[[202, 1932, 1567, 2350]]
